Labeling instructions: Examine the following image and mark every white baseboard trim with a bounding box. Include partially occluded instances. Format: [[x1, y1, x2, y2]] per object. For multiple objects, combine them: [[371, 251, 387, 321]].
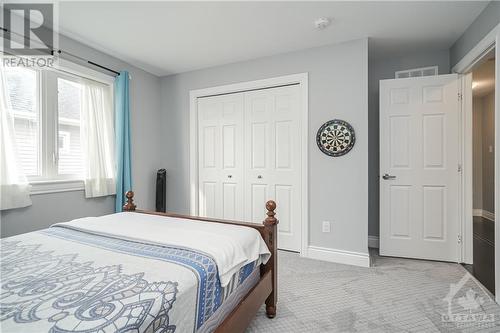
[[306, 245, 370, 268], [368, 236, 380, 248], [473, 209, 495, 221]]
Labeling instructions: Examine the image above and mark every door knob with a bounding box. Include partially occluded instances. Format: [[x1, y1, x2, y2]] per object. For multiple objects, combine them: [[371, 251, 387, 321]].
[[382, 173, 396, 180], [227, 175, 232, 178], [257, 175, 263, 179]]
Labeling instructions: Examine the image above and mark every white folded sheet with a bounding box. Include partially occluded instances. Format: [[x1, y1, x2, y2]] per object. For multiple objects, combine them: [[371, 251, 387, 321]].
[[53, 212, 270, 287]]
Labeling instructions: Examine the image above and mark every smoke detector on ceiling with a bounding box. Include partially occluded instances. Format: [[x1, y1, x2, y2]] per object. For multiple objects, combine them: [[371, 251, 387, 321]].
[[314, 17, 332, 30]]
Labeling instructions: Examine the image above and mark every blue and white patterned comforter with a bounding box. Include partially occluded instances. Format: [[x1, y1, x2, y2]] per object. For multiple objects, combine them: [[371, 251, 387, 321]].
[[0, 213, 269, 333]]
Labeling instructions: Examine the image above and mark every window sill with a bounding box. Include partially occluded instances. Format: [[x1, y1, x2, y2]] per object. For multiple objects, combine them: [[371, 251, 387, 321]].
[[30, 179, 84, 195]]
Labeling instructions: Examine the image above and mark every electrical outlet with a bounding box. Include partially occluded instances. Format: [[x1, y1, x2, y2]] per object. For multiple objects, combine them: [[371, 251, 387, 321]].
[[322, 221, 331, 233], [489, 145, 493, 153]]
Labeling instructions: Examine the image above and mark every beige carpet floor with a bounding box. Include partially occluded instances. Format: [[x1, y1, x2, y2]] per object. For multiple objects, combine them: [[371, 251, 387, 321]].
[[247, 250, 500, 332]]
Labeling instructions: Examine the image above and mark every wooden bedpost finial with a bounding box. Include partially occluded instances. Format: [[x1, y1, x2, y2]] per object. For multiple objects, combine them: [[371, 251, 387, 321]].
[[123, 191, 136, 211], [264, 200, 278, 226], [263, 199, 278, 319]]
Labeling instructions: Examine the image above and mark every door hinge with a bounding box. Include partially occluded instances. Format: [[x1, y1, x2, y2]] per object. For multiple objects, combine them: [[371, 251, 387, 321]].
[[458, 164, 462, 173], [458, 92, 463, 100], [458, 235, 462, 244]]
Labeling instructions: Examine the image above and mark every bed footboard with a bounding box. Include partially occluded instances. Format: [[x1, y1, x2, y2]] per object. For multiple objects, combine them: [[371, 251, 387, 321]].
[[122, 191, 278, 331]]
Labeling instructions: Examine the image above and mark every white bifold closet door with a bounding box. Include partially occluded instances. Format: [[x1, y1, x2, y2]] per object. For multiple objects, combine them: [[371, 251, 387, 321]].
[[197, 84, 302, 252], [243, 85, 301, 251], [198, 93, 245, 221]]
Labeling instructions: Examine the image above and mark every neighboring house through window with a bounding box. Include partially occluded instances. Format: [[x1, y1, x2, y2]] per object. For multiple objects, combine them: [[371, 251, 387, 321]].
[[4, 65, 113, 190]]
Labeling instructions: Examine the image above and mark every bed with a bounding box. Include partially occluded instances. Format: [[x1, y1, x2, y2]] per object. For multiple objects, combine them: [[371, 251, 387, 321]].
[[0, 191, 278, 333]]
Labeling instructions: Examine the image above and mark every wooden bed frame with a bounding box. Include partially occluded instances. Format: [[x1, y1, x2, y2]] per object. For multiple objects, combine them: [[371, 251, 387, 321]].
[[122, 191, 278, 332]]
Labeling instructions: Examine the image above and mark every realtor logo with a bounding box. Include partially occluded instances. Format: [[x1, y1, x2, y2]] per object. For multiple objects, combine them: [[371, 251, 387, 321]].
[[442, 273, 496, 328], [2, 3, 54, 56]]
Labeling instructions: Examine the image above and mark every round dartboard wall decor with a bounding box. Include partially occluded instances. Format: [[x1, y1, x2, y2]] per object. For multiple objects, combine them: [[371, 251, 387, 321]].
[[316, 119, 356, 157]]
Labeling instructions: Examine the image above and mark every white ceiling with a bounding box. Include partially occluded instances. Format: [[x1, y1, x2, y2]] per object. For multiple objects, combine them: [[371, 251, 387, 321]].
[[57, 1, 488, 77]]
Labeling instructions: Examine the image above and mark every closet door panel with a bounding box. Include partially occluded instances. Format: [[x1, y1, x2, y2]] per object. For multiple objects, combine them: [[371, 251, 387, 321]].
[[220, 94, 245, 220], [250, 183, 270, 223], [251, 122, 268, 169], [271, 86, 302, 251], [244, 90, 272, 222], [201, 181, 218, 218], [198, 98, 221, 218], [222, 182, 237, 219], [275, 184, 292, 233], [198, 93, 244, 220], [275, 120, 292, 169], [244, 85, 302, 251]]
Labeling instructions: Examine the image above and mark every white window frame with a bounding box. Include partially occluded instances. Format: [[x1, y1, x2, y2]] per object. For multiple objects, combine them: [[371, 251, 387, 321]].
[[26, 70, 83, 185], [8, 63, 114, 194]]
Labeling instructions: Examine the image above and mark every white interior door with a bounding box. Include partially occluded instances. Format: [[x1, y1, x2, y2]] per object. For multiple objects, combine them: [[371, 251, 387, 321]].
[[244, 85, 302, 252], [198, 93, 245, 220], [380, 74, 461, 262]]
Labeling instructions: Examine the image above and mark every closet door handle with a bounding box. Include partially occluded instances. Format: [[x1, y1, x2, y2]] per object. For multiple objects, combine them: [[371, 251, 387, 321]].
[[257, 175, 263, 179]]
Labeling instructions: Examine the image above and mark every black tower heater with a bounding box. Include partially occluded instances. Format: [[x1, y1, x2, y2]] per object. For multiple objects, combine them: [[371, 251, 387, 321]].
[[156, 169, 167, 212]]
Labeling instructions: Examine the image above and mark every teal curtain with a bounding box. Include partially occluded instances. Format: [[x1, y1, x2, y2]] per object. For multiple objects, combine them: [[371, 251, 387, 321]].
[[114, 71, 132, 212]]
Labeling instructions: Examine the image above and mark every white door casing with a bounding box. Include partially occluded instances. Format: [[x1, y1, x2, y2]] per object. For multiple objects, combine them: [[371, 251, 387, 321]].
[[196, 84, 303, 252], [244, 85, 302, 251], [452, 22, 498, 301], [380, 74, 461, 262]]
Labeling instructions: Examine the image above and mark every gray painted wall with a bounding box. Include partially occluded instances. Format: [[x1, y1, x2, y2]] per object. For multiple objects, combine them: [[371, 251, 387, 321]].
[[160, 39, 369, 254], [367, 50, 450, 237], [450, 1, 500, 68], [1, 34, 162, 238], [1, 192, 114, 237], [472, 92, 495, 215], [482, 92, 495, 214], [473, 97, 484, 210]]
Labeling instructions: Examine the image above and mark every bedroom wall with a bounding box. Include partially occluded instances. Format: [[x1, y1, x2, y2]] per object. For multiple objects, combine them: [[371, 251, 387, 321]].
[[1, 34, 162, 238], [450, 1, 500, 68], [367, 49, 450, 238], [472, 92, 496, 216], [482, 92, 496, 214], [473, 97, 484, 210], [160, 39, 369, 256]]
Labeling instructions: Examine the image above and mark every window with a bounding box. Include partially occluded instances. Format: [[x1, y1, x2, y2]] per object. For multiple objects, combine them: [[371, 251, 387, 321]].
[[57, 78, 84, 176], [4, 66, 111, 187], [58, 131, 71, 154], [5, 67, 40, 176]]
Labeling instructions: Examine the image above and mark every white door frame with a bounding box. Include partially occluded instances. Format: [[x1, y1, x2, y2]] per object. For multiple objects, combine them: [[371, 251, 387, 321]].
[[452, 23, 500, 301], [459, 72, 473, 265], [189, 73, 309, 254]]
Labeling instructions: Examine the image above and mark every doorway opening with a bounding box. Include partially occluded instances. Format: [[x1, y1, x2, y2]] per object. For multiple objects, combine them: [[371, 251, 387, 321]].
[[463, 48, 496, 294]]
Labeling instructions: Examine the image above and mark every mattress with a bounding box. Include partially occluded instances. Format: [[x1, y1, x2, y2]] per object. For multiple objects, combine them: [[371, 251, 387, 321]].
[[0, 212, 269, 333]]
